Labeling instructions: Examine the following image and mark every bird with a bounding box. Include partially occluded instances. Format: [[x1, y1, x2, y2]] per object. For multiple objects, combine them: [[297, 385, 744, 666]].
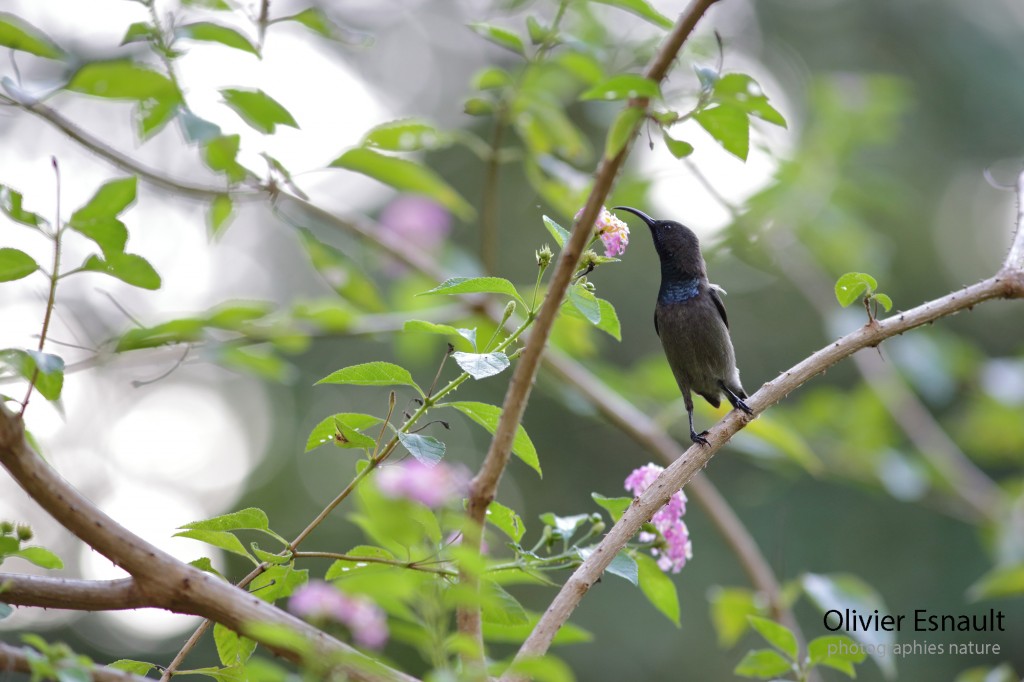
[[614, 206, 753, 446]]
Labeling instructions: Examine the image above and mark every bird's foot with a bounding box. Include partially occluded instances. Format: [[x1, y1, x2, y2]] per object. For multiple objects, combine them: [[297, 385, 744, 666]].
[[690, 429, 710, 447], [735, 398, 754, 416]]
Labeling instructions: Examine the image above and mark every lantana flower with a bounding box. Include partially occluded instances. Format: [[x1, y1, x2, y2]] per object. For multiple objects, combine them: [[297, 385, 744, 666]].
[[376, 459, 471, 508], [575, 205, 630, 257], [289, 581, 388, 648], [624, 463, 693, 573]]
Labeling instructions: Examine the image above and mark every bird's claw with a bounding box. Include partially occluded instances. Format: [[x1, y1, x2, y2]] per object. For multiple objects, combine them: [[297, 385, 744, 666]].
[[690, 430, 710, 447], [735, 398, 754, 416]]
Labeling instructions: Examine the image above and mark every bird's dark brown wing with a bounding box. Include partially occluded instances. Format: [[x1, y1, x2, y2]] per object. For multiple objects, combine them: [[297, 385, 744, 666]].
[[654, 310, 659, 336], [708, 285, 729, 329]]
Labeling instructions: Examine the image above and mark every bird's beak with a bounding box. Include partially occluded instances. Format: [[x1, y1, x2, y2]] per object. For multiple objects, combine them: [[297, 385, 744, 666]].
[[612, 206, 656, 229]]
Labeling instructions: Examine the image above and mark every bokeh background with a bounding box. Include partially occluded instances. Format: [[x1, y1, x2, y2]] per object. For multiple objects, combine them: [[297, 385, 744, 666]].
[[1, 0, 1023, 679]]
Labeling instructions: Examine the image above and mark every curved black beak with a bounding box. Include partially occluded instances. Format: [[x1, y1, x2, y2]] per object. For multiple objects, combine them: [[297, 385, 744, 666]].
[[612, 206, 657, 229]]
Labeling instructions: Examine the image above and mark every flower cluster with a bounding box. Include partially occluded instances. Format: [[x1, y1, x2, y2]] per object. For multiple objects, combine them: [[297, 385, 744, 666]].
[[289, 581, 388, 648], [576, 205, 630, 257], [376, 459, 471, 508], [624, 463, 692, 573]]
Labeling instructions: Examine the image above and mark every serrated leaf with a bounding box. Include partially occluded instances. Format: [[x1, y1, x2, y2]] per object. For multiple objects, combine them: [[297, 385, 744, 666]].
[[81, 253, 161, 290], [636, 552, 680, 625], [70, 175, 138, 218], [10, 546, 64, 570], [568, 285, 601, 324], [695, 104, 750, 160], [173, 529, 253, 560], [107, 660, 156, 676], [221, 88, 298, 134], [361, 119, 449, 152], [662, 132, 694, 159], [485, 500, 526, 543], [397, 432, 445, 465], [734, 648, 793, 678], [591, 493, 630, 522], [419, 276, 524, 304], [0, 349, 64, 400], [604, 106, 644, 159], [748, 616, 798, 660], [581, 74, 661, 101], [176, 22, 259, 56], [202, 134, 247, 183], [402, 320, 476, 350], [0, 13, 63, 59], [306, 413, 382, 452], [329, 148, 474, 220], [213, 623, 257, 667], [835, 272, 878, 307], [316, 361, 423, 395], [595, 298, 621, 340], [590, 0, 673, 29], [452, 351, 510, 380], [541, 215, 570, 248], [67, 61, 178, 101], [0, 248, 38, 282], [481, 580, 529, 625], [180, 508, 269, 533], [443, 401, 541, 476], [0, 186, 45, 228], [712, 73, 787, 128], [468, 22, 525, 56]]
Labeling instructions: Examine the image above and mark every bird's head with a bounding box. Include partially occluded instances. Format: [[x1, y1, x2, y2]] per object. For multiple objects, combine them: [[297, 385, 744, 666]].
[[613, 206, 705, 277]]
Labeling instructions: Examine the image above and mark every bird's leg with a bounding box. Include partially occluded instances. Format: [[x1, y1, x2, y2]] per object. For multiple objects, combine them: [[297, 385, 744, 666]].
[[684, 391, 710, 446], [720, 381, 753, 415]]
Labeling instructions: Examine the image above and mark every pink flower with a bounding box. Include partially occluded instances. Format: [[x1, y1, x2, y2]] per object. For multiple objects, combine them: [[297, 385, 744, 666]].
[[376, 460, 471, 508], [575, 205, 630, 257], [379, 196, 451, 252], [289, 581, 388, 648], [624, 463, 692, 573]]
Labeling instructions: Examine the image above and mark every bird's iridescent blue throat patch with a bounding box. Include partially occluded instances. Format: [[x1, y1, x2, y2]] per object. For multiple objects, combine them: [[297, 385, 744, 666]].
[[660, 278, 700, 303]]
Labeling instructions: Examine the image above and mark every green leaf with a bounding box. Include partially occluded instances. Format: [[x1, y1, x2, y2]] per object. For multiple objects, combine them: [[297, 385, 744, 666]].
[[208, 194, 234, 238], [218, 346, 291, 382], [116, 318, 205, 351], [67, 61, 179, 101], [402, 320, 476, 350], [709, 586, 763, 648], [835, 272, 878, 307], [296, 228, 386, 312], [107, 661, 156, 676], [361, 119, 449, 151], [306, 413, 382, 452], [463, 96, 494, 117], [316, 361, 423, 396], [213, 623, 257, 667], [595, 298, 621, 340], [542, 215, 569, 248], [577, 546, 637, 584], [604, 106, 644, 159], [181, 507, 270, 532], [202, 135, 248, 183], [120, 22, 157, 45], [481, 580, 529, 625], [250, 563, 308, 603], [747, 615, 798, 660], [636, 552, 680, 625], [968, 563, 1024, 600], [589, 0, 673, 29], [485, 500, 526, 543], [443, 401, 541, 476], [397, 432, 445, 465], [662, 132, 694, 159], [808, 635, 867, 664], [712, 73, 787, 128], [10, 546, 64, 569], [176, 22, 259, 56], [0, 13, 63, 59], [326, 417, 377, 450], [734, 648, 793, 678], [182, 0, 231, 8], [483, 612, 592, 646], [741, 415, 823, 475], [695, 104, 750, 160], [329, 148, 475, 221], [468, 23, 525, 56], [82, 253, 161, 290], [590, 493, 630, 522], [873, 292, 893, 312], [568, 285, 601, 324], [189, 557, 226, 580], [503, 655, 575, 682], [0, 248, 38, 282], [0, 349, 64, 400], [221, 88, 298, 134], [0, 186, 45, 228], [69, 177, 136, 255], [452, 351, 510, 380], [419, 276, 524, 304], [581, 75, 661, 101], [472, 67, 512, 91], [173, 529, 253, 560], [278, 8, 363, 43]]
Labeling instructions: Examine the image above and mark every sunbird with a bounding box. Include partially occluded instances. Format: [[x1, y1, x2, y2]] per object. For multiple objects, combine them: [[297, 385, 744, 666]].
[[614, 206, 753, 445]]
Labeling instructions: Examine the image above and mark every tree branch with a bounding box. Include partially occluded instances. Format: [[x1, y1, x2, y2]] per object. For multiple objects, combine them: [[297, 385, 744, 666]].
[[506, 271, 1023, 671], [1007, 169, 1024, 271], [0, 642, 152, 682], [0, 404, 418, 682], [0, 574, 150, 611], [458, 0, 722, 649]]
